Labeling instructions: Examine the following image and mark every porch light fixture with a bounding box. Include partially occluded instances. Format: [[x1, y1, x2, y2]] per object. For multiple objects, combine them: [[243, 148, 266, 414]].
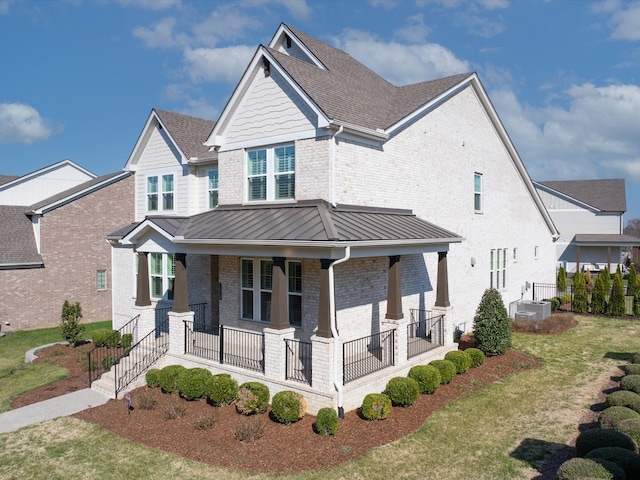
[[470, 257, 476, 267]]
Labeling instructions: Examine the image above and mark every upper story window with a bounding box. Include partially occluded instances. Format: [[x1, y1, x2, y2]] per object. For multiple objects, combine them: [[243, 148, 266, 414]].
[[147, 174, 174, 212], [247, 145, 295, 202], [474, 173, 482, 213], [208, 168, 219, 209]]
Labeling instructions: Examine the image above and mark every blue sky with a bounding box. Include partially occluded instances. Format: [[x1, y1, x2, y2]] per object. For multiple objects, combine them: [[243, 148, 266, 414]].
[[1, 0, 639, 222]]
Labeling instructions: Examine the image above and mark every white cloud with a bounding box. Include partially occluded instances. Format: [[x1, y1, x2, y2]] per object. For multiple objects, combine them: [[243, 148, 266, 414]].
[[334, 29, 470, 85], [395, 14, 430, 43], [0, 103, 55, 144], [183, 45, 256, 84], [0, 0, 13, 15], [608, 2, 640, 40], [133, 17, 188, 48], [416, 0, 508, 10], [240, 0, 312, 20], [116, 0, 181, 10], [192, 7, 261, 44]]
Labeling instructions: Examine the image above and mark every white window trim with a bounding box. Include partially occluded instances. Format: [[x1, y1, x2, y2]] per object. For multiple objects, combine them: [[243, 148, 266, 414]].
[[246, 144, 295, 202], [474, 172, 482, 213], [96, 270, 107, 291], [207, 167, 219, 209], [513, 247, 518, 263], [150, 253, 175, 301], [146, 173, 175, 213], [490, 248, 508, 290]]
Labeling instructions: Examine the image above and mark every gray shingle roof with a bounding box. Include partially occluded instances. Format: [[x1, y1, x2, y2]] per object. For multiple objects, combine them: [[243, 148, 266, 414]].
[[538, 179, 626, 212], [0, 175, 19, 186], [0, 206, 43, 267], [575, 234, 640, 245], [154, 109, 216, 160]]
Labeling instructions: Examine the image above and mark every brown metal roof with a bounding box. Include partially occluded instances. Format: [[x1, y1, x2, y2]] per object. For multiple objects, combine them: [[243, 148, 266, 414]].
[[539, 179, 626, 212], [154, 109, 216, 160], [575, 234, 640, 246], [0, 206, 43, 267]]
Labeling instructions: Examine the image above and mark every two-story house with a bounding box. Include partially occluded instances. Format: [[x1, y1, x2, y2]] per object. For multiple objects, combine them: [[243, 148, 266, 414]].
[[106, 23, 558, 414]]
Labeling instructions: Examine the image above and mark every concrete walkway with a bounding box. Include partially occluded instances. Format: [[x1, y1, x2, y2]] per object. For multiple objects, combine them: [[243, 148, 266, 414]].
[[0, 341, 110, 434]]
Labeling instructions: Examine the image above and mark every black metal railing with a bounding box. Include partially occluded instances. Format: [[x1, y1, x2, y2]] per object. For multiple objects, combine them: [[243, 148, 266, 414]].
[[114, 315, 170, 398], [285, 338, 312, 385], [533, 283, 573, 304], [343, 330, 395, 384], [87, 314, 139, 386], [407, 309, 445, 359], [184, 321, 265, 373]]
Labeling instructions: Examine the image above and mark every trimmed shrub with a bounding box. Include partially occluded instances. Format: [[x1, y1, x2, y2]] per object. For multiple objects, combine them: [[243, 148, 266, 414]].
[[598, 406, 640, 429], [465, 347, 485, 367], [557, 265, 567, 292], [91, 329, 113, 347], [205, 373, 239, 406], [586, 446, 640, 479], [621, 375, 640, 394], [104, 330, 121, 349], [591, 275, 607, 316], [613, 418, 640, 447], [408, 365, 441, 394], [429, 359, 457, 384], [271, 390, 307, 425], [625, 364, 640, 376], [606, 390, 640, 412], [158, 365, 187, 394], [384, 377, 420, 407], [315, 407, 339, 436], [546, 297, 561, 311], [121, 333, 133, 350], [177, 368, 212, 401], [445, 350, 473, 374], [602, 267, 612, 293], [573, 272, 589, 314], [632, 353, 640, 365], [609, 272, 626, 317], [555, 457, 621, 480], [60, 300, 84, 347], [360, 393, 391, 421], [472, 288, 512, 356], [628, 264, 639, 298], [145, 368, 162, 388], [575, 427, 637, 457], [235, 382, 269, 415]]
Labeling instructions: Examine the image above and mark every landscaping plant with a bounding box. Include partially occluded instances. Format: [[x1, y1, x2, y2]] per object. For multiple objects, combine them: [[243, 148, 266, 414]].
[[177, 368, 212, 401], [444, 350, 472, 374], [598, 406, 640, 429], [555, 457, 623, 480], [429, 359, 457, 384], [315, 407, 339, 436], [621, 374, 640, 394], [360, 393, 391, 420], [204, 373, 239, 406], [472, 288, 511, 356], [60, 300, 84, 347], [557, 265, 567, 292], [271, 390, 306, 424], [465, 347, 485, 367], [591, 275, 607, 315], [585, 446, 640, 479], [158, 364, 187, 394], [384, 377, 420, 407], [408, 364, 441, 394], [609, 271, 626, 317], [572, 272, 589, 314], [235, 382, 269, 415], [575, 428, 636, 457]]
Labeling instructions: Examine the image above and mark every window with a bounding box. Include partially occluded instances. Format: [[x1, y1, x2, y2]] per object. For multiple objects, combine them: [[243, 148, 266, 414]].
[[247, 145, 295, 201], [474, 173, 482, 212], [241, 258, 302, 326], [147, 174, 174, 212], [513, 248, 518, 263], [96, 270, 107, 291], [150, 253, 175, 300], [207, 168, 219, 209], [490, 248, 507, 289], [534, 246, 539, 260]]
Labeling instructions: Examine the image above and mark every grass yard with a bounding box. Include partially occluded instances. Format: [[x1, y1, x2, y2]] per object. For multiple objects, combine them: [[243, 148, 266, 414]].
[[0, 321, 111, 412], [1, 316, 639, 479]]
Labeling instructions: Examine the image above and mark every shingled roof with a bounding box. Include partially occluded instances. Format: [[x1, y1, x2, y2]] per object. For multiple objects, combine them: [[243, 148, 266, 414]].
[[0, 206, 43, 268], [154, 109, 215, 160], [538, 179, 626, 212]]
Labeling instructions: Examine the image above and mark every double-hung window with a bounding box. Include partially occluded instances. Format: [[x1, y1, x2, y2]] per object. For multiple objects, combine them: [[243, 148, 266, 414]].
[[490, 248, 507, 290], [474, 173, 482, 213], [147, 174, 174, 212], [96, 270, 107, 291], [241, 258, 302, 326], [150, 253, 175, 300], [247, 145, 295, 201], [207, 168, 219, 209]]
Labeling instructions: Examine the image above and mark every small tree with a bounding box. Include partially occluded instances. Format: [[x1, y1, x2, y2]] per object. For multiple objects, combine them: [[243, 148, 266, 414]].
[[60, 300, 84, 347], [584, 270, 595, 295], [572, 272, 589, 314], [591, 275, 607, 315], [472, 288, 511, 356], [557, 265, 567, 292], [602, 267, 611, 293], [628, 264, 638, 298], [609, 271, 626, 317]]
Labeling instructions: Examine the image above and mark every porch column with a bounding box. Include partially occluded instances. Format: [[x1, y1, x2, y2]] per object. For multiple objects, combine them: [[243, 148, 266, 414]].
[[317, 259, 333, 338], [172, 253, 189, 313], [135, 251, 151, 306], [576, 246, 581, 273], [435, 251, 450, 307], [386, 255, 404, 320], [269, 257, 289, 330], [607, 246, 612, 271]]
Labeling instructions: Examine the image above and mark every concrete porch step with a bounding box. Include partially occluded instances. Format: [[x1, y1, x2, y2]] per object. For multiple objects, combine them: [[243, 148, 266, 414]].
[[90, 352, 170, 399]]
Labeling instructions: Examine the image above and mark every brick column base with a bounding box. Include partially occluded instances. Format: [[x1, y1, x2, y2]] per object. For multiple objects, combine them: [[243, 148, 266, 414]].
[[432, 305, 455, 347], [263, 327, 295, 381], [383, 317, 408, 366], [133, 305, 155, 343], [311, 334, 336, 393], [168, 311, 194, 355]]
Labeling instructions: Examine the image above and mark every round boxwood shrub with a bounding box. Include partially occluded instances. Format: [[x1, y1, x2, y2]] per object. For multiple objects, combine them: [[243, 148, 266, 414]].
[[121, 333, 133, 350], [384, 377, 420, 407], [613, 418, 640, 447], [271, 390, 307, 425], [408, 365, 441, 394], [621, 375, 640, 394], [104, 330, 121, 349], [606, 390, 640, 412], [632, 353, 640, 364], [360, 393, 391, 421], [429, 359, 457, 384], [465, 347, 485, 367], [586, 446, 640, 479], [575, 427, 637, 457], [624, 364, 640, 376], [91, 328, 114, 347], [599, 406, 640, 429], [235, 382, 270, 415], [555, 457, 623, 480], [177, 367, 212, 401], [315, 407, 339, 436], [158, 364, 187, 394], [145, 368, 162, 388], [445, 350, 472, 374], [205, 373, 239, 406], [472, 288, 512, 356]]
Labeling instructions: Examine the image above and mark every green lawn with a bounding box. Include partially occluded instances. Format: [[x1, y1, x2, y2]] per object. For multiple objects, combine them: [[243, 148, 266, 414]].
[[1, 316, 639, 479], [0, 321, 111, 412]]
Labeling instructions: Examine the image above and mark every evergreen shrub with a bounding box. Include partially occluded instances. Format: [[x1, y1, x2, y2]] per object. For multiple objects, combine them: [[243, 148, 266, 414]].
[[235, 382, 269, 415], [121, 333, 133, 350], [585, 446, 640, 479], [91, 329, 113, 347], [271, 390, 307, 424], [621, 375, 640, 394], [555, 457, 622, 480], [598, 406, 640, 429], [591, 275, 607, 316], [575, 427, 637, 457], [429, 359, 457, 384], [472, 288, 512, 356], [408, 365, 441, 394], [606, 390, 640, 412], [624, 364, 640, 376], [609, 273, 626, 317], [465, 347, 485, 367], [315, 407, 339, 436], [573, 272, 589, 314], [445, 350, 473, 374], [632, 353, 640, 365], [384, 377, 420, 407], [145, 368, 161, 388], [177, 368, 212, 401], [104, 331, 121, 349], [60, 300, 84, 347], [158, 365, 187, 394], [613, 418, 640, 447], [360, 393, 391, 420], [205, 373, 239, 406]]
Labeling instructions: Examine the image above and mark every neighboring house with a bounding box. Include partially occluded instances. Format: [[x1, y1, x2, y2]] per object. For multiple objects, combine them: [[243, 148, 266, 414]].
[[534, 179, 639, 274], [107, 23, 558, 413], [0, 160, 133, 330]]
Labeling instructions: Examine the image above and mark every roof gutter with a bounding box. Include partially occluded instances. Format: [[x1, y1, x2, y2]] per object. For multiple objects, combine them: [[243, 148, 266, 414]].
[[329, 245, 350, 418]]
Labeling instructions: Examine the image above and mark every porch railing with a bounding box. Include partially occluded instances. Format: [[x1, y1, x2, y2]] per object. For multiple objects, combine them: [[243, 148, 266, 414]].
[[87, 314, 139, 386], [184, 321, 265, 373], [407, 309, 445, 359], [343, 330, 395, 384], [285, 338, 312, 385]]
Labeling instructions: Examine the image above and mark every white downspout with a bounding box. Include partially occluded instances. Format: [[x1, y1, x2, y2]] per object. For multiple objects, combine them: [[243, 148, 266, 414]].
[[330, 125, 344, 207], [329, 245, 350, 418]]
